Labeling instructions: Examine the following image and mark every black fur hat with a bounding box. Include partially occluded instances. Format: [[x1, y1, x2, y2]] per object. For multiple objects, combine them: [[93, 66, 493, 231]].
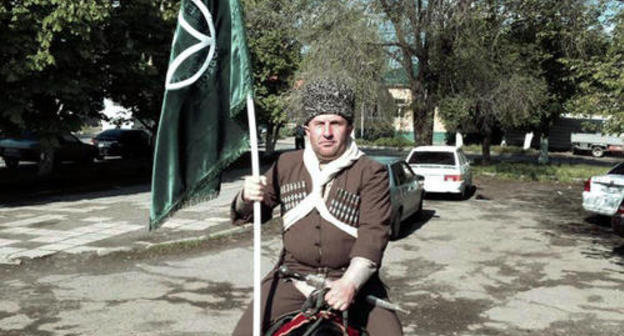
[[302, 78, 355, 125]]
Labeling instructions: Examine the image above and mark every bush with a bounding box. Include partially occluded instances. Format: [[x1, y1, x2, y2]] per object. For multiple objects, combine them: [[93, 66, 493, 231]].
[[355, 136, 415, 148], [355, 124, 396, 141], [355, 138, 374, 146], [278, 125, 294, 139], [373, 136, 414, 148]]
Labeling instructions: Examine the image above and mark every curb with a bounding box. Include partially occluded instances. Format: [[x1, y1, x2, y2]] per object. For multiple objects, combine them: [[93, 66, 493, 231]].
[[137, 224, 253, 251]]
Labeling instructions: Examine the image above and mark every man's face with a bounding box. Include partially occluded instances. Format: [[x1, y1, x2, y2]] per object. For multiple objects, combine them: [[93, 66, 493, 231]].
[[305, 114, 353, 161]]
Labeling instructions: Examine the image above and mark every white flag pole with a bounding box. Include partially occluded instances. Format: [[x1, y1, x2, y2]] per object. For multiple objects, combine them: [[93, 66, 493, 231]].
[[246, 93, 262, 336]]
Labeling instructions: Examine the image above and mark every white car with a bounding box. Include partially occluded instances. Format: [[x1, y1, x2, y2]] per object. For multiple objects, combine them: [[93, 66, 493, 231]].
[[582, 162, 624, 237], [582, 162, 624, 217], [405, 146, 473, 198]]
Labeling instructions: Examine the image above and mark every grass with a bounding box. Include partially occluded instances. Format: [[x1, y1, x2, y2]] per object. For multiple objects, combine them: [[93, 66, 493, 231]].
[[462, 145, 539, 155], [473, 162, 609, 183]]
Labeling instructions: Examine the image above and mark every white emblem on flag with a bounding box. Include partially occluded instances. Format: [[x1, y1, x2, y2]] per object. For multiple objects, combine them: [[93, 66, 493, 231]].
[[165, 0, 216, 90]]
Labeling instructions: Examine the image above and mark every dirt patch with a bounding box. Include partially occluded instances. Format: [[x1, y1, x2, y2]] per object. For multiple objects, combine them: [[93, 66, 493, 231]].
[[474, 176, 624, 252]]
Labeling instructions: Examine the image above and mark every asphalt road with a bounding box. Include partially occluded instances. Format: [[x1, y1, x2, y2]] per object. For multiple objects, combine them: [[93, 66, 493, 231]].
[[1, 176, 624, 335]]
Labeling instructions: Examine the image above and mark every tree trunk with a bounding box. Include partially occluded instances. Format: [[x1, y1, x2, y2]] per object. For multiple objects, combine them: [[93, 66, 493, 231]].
[[38, 145, 56, 176], [481, 133, 492, 164], [265, 123, 275, 155], [409, 65, 433, 146], [270, 123, 283, 154], [411, 101, 432, 146], [264, 122, 283, 155]]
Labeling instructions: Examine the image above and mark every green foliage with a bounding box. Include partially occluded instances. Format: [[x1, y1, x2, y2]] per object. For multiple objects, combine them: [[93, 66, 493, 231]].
[[291, 1, 394, 128], [242, 0, 301, 152], [103, 1, 178, 134], [565, 5, 624, 133], [355, 122, 395, 141], [355, 136, 414, 148], [503, 0, 609, 132], [372, 136, 414, 148], [0, 0, 112, 138], [435, 0, 549, 160], [462, 145, 538, 155]]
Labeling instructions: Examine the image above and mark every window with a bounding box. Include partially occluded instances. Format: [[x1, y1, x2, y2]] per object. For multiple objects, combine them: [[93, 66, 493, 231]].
[[391, 163, 408, 186], [408, 151, 456, 165], [401, 162, 415, 180]]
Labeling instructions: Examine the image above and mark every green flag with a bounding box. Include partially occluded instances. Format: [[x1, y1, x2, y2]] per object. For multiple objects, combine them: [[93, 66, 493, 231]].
[[150, 0, 253, 230]]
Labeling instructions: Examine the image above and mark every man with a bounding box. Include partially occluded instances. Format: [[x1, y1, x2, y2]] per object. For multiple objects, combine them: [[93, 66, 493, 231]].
[[231, 79, 402, 335], [294, 124, 305, 149]]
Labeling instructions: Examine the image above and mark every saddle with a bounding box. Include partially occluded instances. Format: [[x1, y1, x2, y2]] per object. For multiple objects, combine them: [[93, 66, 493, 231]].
[[265, 288, 366, 336]]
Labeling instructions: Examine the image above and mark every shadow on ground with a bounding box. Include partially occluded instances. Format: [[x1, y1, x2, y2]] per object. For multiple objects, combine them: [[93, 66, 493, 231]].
[[584, 215, 612, 228], [424, 185, 478, 202], [0, 150, 286, 206], [393, 209, 436, 241]]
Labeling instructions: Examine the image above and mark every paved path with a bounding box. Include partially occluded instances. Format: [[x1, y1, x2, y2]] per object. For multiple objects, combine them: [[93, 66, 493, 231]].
[[0, 178, 247, 264], [0, 138, 297, 264]]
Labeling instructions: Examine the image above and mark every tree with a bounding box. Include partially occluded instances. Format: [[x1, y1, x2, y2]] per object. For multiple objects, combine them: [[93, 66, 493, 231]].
[[565, 5, 624, 132], [103, 0, 179, 136], [242, 0, 301, 154], [0, 0, 112, 174], [504, 0, 608, 162], [436, 0, 548, 163], [373, 0, 475, 145], [290, 0, 395, 136]]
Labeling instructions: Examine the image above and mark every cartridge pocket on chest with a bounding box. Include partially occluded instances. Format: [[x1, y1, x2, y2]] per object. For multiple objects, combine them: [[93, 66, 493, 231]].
[[328, 188, 361, 227], [280, 181, 307, 212]]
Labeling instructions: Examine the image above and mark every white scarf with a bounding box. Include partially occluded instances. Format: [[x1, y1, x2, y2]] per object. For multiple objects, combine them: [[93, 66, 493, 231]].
[[282, 139, 364, 237]]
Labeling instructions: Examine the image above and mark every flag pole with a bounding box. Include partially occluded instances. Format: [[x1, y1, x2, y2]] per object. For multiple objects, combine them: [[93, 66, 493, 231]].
[[246, 93, 262, 336]]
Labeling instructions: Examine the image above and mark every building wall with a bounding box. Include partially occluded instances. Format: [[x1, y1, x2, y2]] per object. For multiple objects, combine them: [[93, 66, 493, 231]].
[[432, 107, 448, 145], [388, 87, 415, 141]]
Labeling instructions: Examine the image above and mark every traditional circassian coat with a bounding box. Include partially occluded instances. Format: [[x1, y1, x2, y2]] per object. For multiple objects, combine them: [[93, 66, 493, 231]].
[[230, 149, 402, 336]]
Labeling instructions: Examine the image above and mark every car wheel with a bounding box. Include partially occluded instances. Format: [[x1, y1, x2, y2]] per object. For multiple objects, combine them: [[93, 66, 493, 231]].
[[462, 185, 470, 200], [591, 146, 605, 158], [4, 158, 18, 169], [612, 214, 624, 237], [416, 197, 423, 216], [455, 187, 467, 201]]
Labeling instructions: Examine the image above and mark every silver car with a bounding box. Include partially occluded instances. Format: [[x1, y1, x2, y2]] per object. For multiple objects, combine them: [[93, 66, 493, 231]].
[[373, 156, 425, 239]]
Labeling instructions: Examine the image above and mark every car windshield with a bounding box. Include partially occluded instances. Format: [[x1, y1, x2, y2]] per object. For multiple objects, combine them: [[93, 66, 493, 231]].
[[608, 163, 624, 175], [408, 151, 455, 165]]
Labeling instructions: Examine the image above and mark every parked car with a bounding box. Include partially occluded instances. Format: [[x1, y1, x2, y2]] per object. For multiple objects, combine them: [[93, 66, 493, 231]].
[[373, 156, 425, 239], [571, 133, 624, 157], [405, 146, 473, 199], [91, 129, 152, 159], [0, 133, 97, 169], [582, 162, 624, 237]]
